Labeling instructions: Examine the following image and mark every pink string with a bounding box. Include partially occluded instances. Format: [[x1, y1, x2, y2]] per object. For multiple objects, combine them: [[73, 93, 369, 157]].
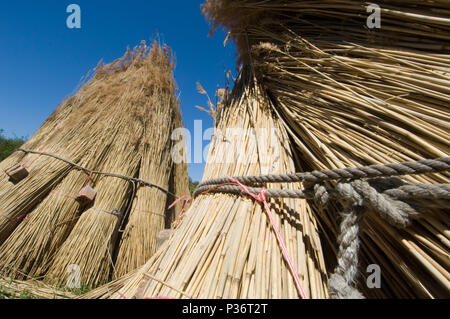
[[117, 291, 127, 299], [168, 195, 191, 226], [0, 212, 30, 222], [226, 175, 308, 299], [84, 170, 94, 187]]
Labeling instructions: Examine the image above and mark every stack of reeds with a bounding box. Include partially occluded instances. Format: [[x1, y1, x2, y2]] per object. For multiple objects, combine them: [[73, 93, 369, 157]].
[[0, 277, 75, 299], [85, 68, 329, 299], [113, 98, 190, 278], [202, 0, 450, 298], [0, 41, 189, 289]]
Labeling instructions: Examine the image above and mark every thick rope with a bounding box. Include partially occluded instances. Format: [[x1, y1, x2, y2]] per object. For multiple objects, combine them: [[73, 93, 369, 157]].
[[328, 205, 365, 299], [193, 158, 450, 299], [194, 182, 449, 209], [315, 178, 420, 298], [195, 157, 450, 191]]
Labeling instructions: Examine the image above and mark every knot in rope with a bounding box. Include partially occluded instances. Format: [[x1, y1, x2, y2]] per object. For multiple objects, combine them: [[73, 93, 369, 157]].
[[192, 158, 450, 299], [304, 177, 429, 299], [307, 178, 420, 228]]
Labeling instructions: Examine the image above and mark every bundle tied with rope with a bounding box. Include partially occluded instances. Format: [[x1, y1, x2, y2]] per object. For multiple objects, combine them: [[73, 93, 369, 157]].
[[193, 157, 450, 299], [14, 148, 177, 197], [7, 148, 190, 225], [0, 42, 190, 288], [202, 0, 450, 299]]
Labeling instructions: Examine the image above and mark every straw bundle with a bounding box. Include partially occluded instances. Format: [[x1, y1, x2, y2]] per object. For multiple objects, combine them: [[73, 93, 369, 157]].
[[203, 0, 450, 298], [0, 277, 75, 299], [89, 68, 328, 299], [0, 41, 188, 289], [113, 102, 189, 278], [166, 106, 191, 225]]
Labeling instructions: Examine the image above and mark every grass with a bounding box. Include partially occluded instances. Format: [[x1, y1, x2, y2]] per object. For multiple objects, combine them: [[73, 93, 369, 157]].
[[0, 278, 34, 299], [60, 284, 92, 296], [0, 129, 25, 162], [189, 177, 199, 195], [0, 282, 84, 299]]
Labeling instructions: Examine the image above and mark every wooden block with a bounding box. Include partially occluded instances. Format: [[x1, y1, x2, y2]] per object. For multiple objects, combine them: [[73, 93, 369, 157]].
[[76, 185, 97, 205], [5, 163, 29, 183]]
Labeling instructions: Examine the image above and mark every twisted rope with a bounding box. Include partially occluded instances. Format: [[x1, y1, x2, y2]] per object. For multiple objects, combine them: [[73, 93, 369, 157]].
[[195, 157, 450, 192], [194, 158, 450, 299]]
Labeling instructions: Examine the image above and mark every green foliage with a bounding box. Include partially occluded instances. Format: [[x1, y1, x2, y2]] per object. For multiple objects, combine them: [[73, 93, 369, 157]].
[[0, 285, 6, 299], [0, 285, 34, 299], [18, 290, 33, 299], [0, 274, 32, 299], [65, 286, 91, 296], [56, 282, 92, 297], [0, 129, 25, 162], [189, 177, 199, 195]]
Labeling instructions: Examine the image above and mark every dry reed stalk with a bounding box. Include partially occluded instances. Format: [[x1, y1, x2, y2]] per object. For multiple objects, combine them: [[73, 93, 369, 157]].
[[114, 90, 181, 278], [77, 271, 136, 299], [203, 0, 450, 62], [0, 277, 75, 299], [167, 105, 191, 224], [112, 147, 168, 278], [0, 105, 141, 277], [0, 162, 109, 279], [79, 234, 172, 299], [0, 41, 186, 289], [0, 65, 143, 232], [203, 0, 450, 298], [43, 136, 142, 287], [99, 69, 328, 299]]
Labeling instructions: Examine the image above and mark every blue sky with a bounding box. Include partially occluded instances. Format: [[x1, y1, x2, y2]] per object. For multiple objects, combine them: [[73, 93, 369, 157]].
[[0, 1, 237, 181]]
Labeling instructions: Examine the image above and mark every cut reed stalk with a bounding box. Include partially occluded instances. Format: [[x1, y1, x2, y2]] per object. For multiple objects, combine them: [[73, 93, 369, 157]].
[[203, 0, 450, 298], [0, 41, 187, 289], [0, 277, 76, 299], [93, 69, 328, 299]]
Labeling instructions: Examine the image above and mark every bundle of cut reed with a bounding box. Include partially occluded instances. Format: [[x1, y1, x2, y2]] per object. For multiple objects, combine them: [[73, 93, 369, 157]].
[[90, 68, 328, 299], [166, 105, 191, 226], [0, 277, 75, 299], [0, 41, 187, 289], [203, 0, 450, 298], [113, 102, 189, 278]]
